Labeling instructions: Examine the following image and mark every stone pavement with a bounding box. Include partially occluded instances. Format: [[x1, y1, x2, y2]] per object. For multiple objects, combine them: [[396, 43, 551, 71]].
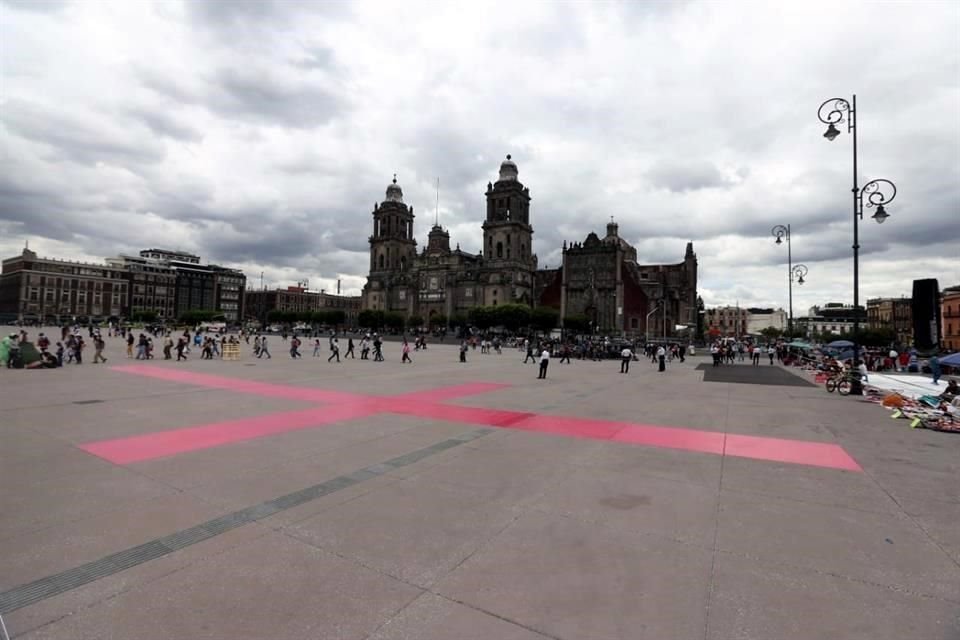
[[1, 334, 958, 639]]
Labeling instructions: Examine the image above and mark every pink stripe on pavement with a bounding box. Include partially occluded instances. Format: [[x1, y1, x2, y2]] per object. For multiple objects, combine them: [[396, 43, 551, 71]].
[[391, 382, 511, 403], [80, 404, 378, 464], [611, 423, 727, 455], [724, 433, 862, 471]]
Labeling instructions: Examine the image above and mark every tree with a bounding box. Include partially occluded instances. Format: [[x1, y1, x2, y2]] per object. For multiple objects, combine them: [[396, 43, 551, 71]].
[[407, 315, 424, 330], [563, 314, 590, 335], [179, 310, 220, 324], [759, 326, 782, 340], [468, 306, 493, 329], [358, 309, 383, 329], [430, 313, 447, 328], [132, 310, 158, 323], [383, 311, 405, 331], [448, 312, 467, 329], [496, 304, 531, 332], [530, 306, 559, 333]]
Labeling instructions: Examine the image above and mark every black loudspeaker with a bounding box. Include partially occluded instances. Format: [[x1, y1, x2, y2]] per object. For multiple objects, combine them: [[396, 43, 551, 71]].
[[912, 279, 940, 350]]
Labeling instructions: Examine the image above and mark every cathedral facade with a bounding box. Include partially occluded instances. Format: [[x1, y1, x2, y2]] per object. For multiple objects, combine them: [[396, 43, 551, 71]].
[[362, 155, 698, 337], [362, 156, 537, 324], [537, 221, 698, 337]]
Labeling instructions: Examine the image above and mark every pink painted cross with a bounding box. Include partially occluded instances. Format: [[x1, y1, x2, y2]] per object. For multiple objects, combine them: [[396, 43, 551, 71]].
[[79, 365, 862, 472]]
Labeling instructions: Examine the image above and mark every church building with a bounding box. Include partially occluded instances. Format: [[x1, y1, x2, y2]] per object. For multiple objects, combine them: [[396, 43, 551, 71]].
[[362, 155, 698, 337], [362, 156, 537, 324]]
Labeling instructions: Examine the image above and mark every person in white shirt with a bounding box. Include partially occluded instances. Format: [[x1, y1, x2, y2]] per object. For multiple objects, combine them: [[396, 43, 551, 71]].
[[620, 346, 633, 374], [656, 345, 666, 372], [537, 347, 550, 379], [767, 345, 776, 365]]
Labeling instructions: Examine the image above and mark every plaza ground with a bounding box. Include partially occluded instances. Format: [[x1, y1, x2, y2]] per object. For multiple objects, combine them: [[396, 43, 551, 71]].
[[1, 334, 958, 639]]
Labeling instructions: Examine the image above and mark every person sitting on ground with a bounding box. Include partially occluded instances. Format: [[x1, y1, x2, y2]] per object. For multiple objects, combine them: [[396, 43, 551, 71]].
[[940, 379, 959, 402]]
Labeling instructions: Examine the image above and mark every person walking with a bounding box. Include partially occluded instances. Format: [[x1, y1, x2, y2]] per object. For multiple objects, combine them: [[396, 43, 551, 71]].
[[259, 335, 272, 359], [459, 340, 468, 363], [537, 346, 550, 379], [401, 339, 412, 363], [767, 344, 776, 365], [126, 332, 134, 358], [656, 344, 666, 372], [360, 336, 370, 360], [289, 336, 302, 359], [345, 337, 356, 359], [92, 334, 108, 363], [176, 337, 188, 361], [163, 334, 173, 360], [524, 340, 536, 363], [620, 345, 632, 374], [752, 344, 761, 366], [312, 339, 322, 357], [930, 354, 942, 385], [327, 338, 340, 363], [373, 335, 383, 361]]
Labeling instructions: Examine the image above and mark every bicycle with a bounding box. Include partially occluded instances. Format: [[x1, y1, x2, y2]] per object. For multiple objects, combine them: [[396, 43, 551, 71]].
[[825, 370, 862, 396]]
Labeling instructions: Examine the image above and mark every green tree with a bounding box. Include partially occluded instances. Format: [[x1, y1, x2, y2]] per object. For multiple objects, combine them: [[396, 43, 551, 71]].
[[496, 304, 531, 332], [132, 310, 158, 323], [407, 314, 424, 330], [357, 309, 383, 329], [530, 306, 559, 333], [179, 310, 220, 324], [383, 311, 405, 331], [449, 312, 467, 328], [468, 306, 494, 329], [327, 310, 346, 327], [430, 313, 447, 328], [759, 326, 782, 340], [563, 314, 590, 334]]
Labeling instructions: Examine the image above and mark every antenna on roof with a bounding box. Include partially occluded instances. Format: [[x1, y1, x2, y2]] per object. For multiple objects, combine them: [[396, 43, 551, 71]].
[[435, 177, 440, 227]]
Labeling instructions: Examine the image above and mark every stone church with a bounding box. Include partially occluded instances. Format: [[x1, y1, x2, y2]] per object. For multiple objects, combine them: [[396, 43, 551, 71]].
[[362, 155, 698, 337], [536, 221, 698, 337], [362, 155, 538, 324]]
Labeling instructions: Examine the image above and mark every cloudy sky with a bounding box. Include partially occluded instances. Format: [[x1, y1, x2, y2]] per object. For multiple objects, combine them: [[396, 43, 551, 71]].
[[2, 0, 958, 313]]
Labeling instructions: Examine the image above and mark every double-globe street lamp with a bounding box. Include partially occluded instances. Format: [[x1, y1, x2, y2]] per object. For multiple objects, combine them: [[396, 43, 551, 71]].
[[770, 224, 810, 336], [818, 94, 899, 395]]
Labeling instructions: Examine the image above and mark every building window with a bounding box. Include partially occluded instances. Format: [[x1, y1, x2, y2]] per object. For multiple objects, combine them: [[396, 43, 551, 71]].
[[496, 242, 503, 258]]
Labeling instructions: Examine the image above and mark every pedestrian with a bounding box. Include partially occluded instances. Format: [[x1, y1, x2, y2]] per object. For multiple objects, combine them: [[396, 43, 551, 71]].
[[360, 337, 370, 360], [163, 334, 173, 360], [345, 337, 355, 359], [858, 360, 869, 383], [327, 338, 340, 363], [176, 337, 188, 361], [259, 335, 272, 359], [537, 346, 550, 379], [767, 344, 776, 365], [620, 345, 632, 374], [73, 336, 84, 364], [459, 340, 468, 363], [656, 344, 666, 372], [930, 354, 942, 385], [126, 332, 134, 358], [752, 345, 761, 366], [92, 334, 108, 363], [290, 335, 302, 359], [373, 335, 383, 361], [524, 340, 536, 363], [313, 339, 322, 357], [401, 339, 412, 363]]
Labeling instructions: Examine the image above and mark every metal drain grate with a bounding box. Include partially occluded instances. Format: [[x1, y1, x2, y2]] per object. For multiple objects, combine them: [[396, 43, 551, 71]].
[[72, 400, 104, 405], [0, 427, 493, 614]]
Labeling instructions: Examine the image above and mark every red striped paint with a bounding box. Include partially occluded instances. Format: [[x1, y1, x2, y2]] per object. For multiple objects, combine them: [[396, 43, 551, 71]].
[[79, 365, 862, 472]]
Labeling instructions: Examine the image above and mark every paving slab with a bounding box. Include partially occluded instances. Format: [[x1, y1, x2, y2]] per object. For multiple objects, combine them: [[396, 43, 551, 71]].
[[2, 336, 959, 639]]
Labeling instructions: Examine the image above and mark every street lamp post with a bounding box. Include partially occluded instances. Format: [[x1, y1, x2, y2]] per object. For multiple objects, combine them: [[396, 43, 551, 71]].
[[646, 305, 660, 344], [818, 95, 898, 395], [770, 224, 809, 336]]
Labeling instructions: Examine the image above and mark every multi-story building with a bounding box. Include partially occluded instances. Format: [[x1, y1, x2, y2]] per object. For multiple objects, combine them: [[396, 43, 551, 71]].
[[245, 286, 362, 326], [704, 306, 749, 338], [941, 285, 960, 352], [106, 254, 177, 320], [362, 155, 698, 336], [797, 303, 867, 338], [537, 221, 698, 336], [745, 308, 788, 335], [867, 297, 913, 346], [0, 246, 128, 323], [362, 157, 538, 324]]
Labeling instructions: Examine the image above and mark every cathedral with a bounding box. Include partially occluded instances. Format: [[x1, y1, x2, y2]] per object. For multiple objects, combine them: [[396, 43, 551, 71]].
[[361, 155, 698, 337], [362, 155, 537, 325]]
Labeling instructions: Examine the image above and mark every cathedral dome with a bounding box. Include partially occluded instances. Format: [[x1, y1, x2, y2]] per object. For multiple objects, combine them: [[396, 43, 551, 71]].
[[385, 175, 404, 203], [498, 154, 518, 181]]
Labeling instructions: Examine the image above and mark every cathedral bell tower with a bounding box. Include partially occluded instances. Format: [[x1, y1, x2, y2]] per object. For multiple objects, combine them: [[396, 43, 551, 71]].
[[369, 175, 417, 275], [481, 155, 536, 306], [482, 155, 534, 266]]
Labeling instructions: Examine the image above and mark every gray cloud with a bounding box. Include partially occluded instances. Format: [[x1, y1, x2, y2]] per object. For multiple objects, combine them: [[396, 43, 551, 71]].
[[0, 0, 956, 308]]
